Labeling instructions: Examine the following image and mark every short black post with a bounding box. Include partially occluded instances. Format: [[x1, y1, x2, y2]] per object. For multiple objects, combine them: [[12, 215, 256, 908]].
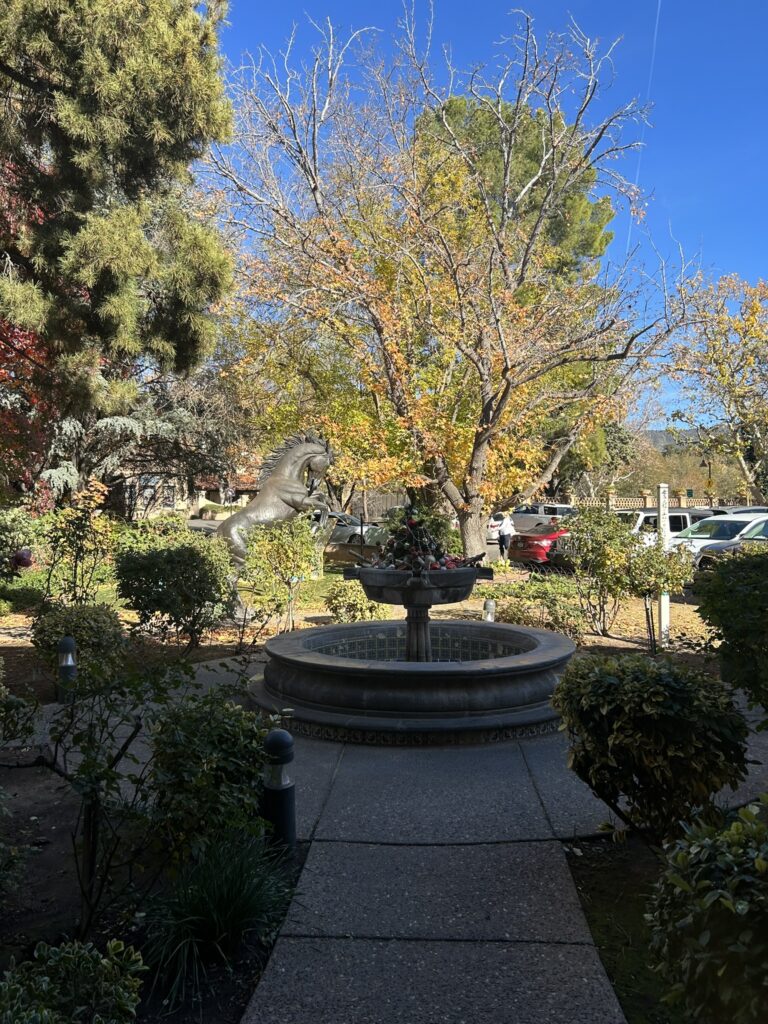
[[260, 728, 296, 858], [56, 635, 77, 703]]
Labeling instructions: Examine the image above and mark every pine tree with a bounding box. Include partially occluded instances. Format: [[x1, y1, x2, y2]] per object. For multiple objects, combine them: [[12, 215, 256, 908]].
[[0, 0, 233, 379]]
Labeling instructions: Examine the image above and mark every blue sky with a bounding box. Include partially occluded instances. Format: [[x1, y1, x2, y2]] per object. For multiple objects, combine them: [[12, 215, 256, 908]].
[[219, 0, 767, 285]]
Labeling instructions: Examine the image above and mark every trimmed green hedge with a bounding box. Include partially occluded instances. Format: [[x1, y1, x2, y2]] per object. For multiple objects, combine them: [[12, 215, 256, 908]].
[[553, 654, 749, 840]]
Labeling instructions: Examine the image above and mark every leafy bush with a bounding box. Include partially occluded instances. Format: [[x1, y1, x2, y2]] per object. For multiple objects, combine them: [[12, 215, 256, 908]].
[[0, 571, 47, 614], [0, 786, 21, 900], [493, 576, 586, 642], [117, 514, 189, 553], [552, 654, 749, 840], [0, 939, 144, 1024], [144, 833, 291, 1007], [0, 658, 24, 897], [697, 546, 768, 724], [115, 524, 232, 647], [626, 538, 693, 598], [0, 659, 36, 745], [648, 797, 768, 1023], [626, 539, 694, 652], [324, 579, 388, 623], [147, 693, 268, 859], [3, 661, 194, 939], [562, 508, 637, 634], [31, 604, 125, 678], [242, 515, 319, 631], [40, 482, 116, 605], [0, 507, 35, 582]]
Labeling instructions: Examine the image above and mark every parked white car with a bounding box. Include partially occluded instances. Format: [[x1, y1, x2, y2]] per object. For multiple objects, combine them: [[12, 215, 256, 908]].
[[696, 516, 768, 568], [670, 513, 768, 556]]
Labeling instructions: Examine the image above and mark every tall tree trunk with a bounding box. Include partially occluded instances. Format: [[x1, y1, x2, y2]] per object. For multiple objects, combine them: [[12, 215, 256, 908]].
[[458, 499, 487, 559]]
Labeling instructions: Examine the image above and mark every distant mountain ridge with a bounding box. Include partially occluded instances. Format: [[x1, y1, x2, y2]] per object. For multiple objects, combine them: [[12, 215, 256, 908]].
[[644, 428, 697, 452]]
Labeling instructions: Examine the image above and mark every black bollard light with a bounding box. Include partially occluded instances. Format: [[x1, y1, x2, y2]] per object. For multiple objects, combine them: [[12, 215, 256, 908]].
[[260, 729, 296, 857], [56, 635, 77, 703]]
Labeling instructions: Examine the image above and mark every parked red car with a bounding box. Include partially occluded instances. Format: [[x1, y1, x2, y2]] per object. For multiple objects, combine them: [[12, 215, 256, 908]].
[[507, 523, 570, 566]]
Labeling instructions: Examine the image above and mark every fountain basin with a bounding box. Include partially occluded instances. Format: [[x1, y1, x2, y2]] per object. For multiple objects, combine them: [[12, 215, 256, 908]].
[[250, 620, 575, 744], [349, 566, 492, 606]]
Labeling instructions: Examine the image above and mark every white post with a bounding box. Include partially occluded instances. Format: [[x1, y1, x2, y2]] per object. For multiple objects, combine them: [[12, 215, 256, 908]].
[[656, 483, 671, 649]]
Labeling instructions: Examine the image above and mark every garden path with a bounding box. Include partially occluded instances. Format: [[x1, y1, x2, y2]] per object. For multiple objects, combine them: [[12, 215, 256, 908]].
[[201, 655, 767, 1024]]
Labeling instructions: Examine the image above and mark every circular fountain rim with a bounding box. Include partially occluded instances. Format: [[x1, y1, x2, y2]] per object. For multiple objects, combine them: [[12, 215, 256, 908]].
[[264, 619, 575, 676]]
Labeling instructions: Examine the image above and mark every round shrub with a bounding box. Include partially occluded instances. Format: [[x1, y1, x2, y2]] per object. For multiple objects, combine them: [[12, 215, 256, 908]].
[[552, 654, 749, 840], [324, 579, 388, 623], [147, 693, 268, 859], [31, 604, 125, 676], [697, 546, 768, 723], [0, 939, 144, 1024], [494, 577, 586, 642], [648, 798, 768, 1023], [115, 529, 232, 647], [117, 514, 189, 553]]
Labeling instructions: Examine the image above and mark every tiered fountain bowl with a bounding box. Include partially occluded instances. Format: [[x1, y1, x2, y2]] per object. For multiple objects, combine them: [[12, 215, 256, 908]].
[[250, 565, 575, 745]]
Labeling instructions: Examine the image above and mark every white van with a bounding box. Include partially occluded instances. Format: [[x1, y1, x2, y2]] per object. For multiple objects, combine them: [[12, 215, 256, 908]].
[[613, 507, 724, 539]]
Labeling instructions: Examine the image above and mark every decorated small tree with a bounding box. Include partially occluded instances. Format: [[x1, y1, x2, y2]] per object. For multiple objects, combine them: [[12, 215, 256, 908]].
[[373, 507, 475, 571]]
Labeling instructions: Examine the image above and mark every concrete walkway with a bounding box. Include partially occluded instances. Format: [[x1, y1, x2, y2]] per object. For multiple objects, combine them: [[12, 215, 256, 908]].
[[205, 659, 768, 1024]]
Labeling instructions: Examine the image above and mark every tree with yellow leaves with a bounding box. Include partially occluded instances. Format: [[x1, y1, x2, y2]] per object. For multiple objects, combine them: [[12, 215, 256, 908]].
[[673, 275, 768, 502], [212, 14, 687, 552]]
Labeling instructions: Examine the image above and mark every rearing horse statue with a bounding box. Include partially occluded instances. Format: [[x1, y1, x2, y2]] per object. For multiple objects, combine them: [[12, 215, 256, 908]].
[[217, 432, 332, 565]]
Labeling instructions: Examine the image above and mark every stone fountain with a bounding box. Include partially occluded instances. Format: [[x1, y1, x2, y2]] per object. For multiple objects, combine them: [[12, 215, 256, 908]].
[[229, 462, 575, 743], [251, 561, 575, 745]]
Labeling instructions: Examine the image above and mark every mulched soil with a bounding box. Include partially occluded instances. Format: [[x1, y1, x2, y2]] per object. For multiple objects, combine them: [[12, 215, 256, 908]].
[[567, 836, 687, 1024]]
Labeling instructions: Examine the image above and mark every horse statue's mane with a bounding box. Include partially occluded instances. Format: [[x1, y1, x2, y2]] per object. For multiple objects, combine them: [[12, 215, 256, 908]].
[[258, 430, 332, 485]]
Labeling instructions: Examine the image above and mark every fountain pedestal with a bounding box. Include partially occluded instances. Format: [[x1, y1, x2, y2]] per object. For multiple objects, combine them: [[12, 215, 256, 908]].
[[344, 565, 493, 663]]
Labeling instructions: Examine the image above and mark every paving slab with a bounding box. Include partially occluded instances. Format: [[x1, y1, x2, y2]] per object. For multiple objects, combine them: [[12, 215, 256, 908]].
[[517, 732, 613, 838], [242, 937, 627, 1024], [313, 742, 553, 843], [291, 737, 344, 841], [283, 840, 591, 943], [191, 655, 265, 694]]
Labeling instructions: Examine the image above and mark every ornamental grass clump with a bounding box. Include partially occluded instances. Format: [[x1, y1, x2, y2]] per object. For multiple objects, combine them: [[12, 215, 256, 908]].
[[552, 654, 749, 841], [647, 797, 768, 1023], [143, 833, 292, 1009]]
